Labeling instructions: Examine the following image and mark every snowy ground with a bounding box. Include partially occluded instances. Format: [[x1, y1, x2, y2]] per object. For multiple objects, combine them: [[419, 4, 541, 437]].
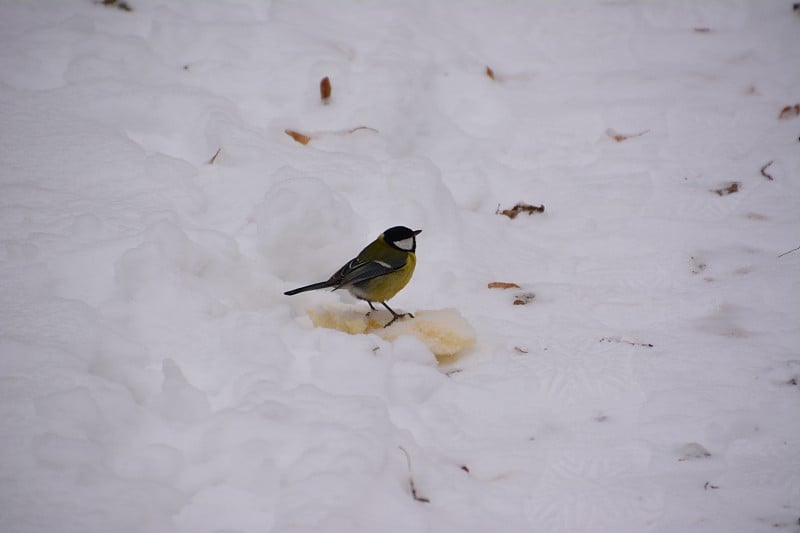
[[1, 1, 799, 532]]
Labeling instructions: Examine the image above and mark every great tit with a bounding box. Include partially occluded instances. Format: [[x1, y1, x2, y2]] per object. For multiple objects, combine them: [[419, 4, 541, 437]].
[[284, 226, 421, 327]]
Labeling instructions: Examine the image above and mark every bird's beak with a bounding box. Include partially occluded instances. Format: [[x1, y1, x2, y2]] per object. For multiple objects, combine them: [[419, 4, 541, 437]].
[[413, 229, 422, 235]]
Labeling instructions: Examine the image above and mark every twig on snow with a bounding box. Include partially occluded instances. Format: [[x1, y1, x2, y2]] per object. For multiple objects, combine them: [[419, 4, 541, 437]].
[[600, 336, 654, 348], [605, 128, 649, 142], [778, 245, 800, 258], [207, 147, 222, 165], [345, 126, 379, 134], [100, 0, 133, 11], [398, 446, 429, 503], [759, 160, 774, 181]]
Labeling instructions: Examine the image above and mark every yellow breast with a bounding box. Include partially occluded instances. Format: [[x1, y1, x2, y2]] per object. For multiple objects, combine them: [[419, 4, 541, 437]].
[[351, 252, 416, 302]]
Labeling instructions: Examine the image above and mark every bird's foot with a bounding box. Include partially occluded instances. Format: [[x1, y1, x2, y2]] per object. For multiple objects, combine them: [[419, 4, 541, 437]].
[[383, 312, 414, 328]]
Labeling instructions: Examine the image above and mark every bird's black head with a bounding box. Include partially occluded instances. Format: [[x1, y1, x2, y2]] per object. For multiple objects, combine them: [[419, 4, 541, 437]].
[[382, 226, 421, 252]]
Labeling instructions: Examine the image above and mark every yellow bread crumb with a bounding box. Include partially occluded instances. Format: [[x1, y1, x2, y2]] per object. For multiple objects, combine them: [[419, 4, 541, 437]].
[[307, 307, 475, 360]]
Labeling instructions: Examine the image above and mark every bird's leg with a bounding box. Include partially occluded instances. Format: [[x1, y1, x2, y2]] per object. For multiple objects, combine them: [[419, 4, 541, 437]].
[[365, 301, 377, 318], [381, 302, 414, 328]]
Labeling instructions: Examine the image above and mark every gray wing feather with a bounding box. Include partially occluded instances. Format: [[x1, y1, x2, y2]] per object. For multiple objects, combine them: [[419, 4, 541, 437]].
[[333, 258, 404, 288]]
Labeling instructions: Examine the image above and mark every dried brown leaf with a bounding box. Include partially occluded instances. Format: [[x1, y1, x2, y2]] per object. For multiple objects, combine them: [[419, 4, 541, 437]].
[[514, 346, 529, 354], [778, 104, 800, 119], [488, 281, 521, 289], [285, 129, 311, 145], [496, 202, 545, 219], [486, 66, 495, 80], [320, 76, 331, 103], [513, 292, 535, 305], [712, 182, 740, 196]]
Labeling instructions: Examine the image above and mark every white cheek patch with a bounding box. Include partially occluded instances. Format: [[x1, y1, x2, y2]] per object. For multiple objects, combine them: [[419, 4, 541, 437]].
[[394, 237, 414, 251]]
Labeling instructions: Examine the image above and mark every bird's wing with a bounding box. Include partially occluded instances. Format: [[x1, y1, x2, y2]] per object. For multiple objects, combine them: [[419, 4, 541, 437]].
[[331, 257, 405, 288]]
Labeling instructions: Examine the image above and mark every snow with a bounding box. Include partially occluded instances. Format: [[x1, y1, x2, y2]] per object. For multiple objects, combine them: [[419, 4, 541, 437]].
[[1, 1, 799, 532]]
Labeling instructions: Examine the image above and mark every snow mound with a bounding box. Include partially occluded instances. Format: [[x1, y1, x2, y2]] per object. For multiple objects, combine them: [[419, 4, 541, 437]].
[[307, 307, 475, 360]]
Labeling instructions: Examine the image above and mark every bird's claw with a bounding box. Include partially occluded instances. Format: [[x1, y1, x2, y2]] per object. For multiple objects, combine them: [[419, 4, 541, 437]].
[[383, 312, 414, 328]]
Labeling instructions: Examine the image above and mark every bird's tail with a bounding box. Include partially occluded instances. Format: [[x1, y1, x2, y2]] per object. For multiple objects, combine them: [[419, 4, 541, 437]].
[[284, 280, 336, 296]]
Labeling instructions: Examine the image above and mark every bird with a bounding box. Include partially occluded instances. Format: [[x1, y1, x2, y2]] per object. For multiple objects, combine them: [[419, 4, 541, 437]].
[[284, 226, 421, 327]]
